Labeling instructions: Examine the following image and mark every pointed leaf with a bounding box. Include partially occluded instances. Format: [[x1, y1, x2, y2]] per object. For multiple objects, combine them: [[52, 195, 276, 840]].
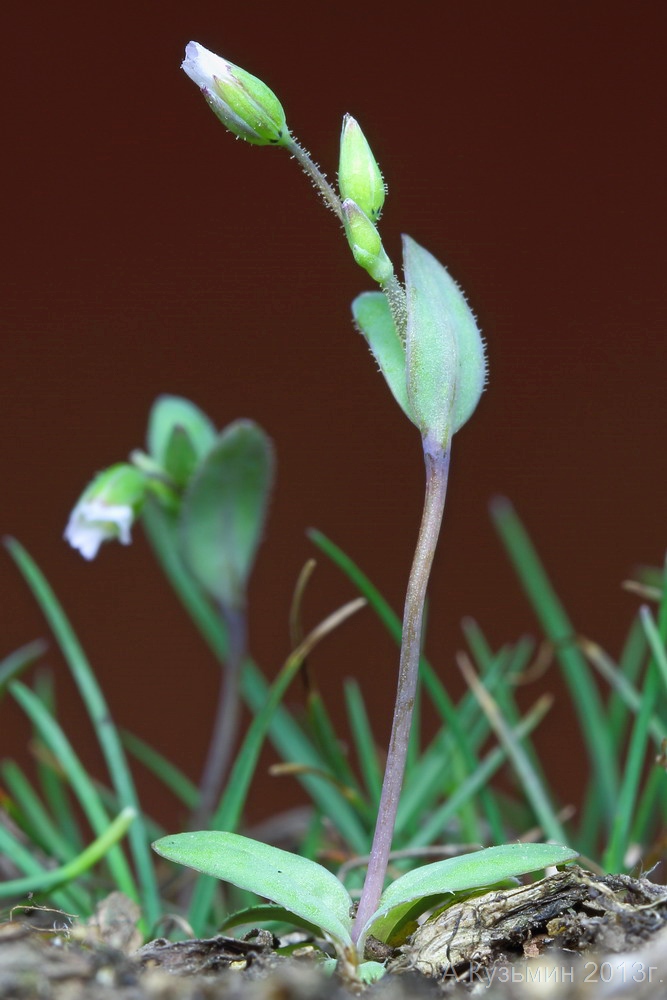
[[363, 843, 577, 942], [180, 420, 274, 608], [152, 831, 353, 950], [403, 236, 486, 446], [163, 426, 200, 487], [352, 292, 413, 423], [147, 395, 217, 477]]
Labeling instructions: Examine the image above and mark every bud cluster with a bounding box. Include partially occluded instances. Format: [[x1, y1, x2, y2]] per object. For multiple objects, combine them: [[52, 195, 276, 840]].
[[179, 42, 487, 446]]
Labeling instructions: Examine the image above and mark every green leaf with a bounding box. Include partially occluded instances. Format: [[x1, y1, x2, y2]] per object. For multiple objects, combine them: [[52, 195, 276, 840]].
[[363, 843, 577, 942], [219, 902, 323, 939], [152, 831, 354, 950], [163, 426, 200, 488], [357, 962, 387, 983], [179, 420, 274, 608], [403, 236, 486, 446], [352, 292, 412, 422], [147, 395, 217, 481], [0, 807, 136, 900]]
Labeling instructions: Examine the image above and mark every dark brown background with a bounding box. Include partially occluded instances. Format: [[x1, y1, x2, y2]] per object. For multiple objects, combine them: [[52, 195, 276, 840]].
[[3, 1, 665, 830]]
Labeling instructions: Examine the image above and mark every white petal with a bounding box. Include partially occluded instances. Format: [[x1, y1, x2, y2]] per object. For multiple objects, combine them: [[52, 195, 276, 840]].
[[64, 501, 135, 560], [182, 41, 232, 90]]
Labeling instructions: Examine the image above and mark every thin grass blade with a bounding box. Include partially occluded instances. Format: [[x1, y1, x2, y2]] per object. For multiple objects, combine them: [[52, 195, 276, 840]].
[[490, 499, 617, 825], [4, 539, 159, 926], [0, 640, 47, 696], [0, 807, 135, 900]]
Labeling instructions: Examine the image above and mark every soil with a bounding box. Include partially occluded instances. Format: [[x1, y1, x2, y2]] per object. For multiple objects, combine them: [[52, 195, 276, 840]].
[[2, 867, 667, 999]]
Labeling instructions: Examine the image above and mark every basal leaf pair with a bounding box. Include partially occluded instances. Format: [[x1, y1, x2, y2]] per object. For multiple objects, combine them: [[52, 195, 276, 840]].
[[153, 831, 576, 976]]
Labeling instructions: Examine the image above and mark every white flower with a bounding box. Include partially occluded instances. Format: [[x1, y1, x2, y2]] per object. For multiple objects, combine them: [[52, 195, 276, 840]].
[[64, 499, 135, 560], [181, 41, 288, 146], [181, 42, 230, 94], [64, 464, 147, 560]]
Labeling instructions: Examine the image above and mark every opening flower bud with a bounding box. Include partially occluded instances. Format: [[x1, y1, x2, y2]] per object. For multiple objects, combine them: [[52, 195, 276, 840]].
[[339, 115, 386, 222], [64, 464, 148, 560], [342, 199, 393, 284], [182, 42, 289, 146]]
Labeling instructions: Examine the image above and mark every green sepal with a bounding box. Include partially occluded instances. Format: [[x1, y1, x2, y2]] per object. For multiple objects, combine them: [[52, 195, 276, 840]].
[[403, 236, 487, 446], [152, 831, 354, 952], [352, 291, 412, 423], [342, 200, 393, 284], [147, 395, 216, 484], [215, 65, 288, 146], [179, 420, 274, 609]]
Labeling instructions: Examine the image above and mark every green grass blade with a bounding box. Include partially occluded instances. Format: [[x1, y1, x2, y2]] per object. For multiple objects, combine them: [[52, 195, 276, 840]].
[[187, 599, 368, 933], [602, 658, 661, 871], [0, 640, 47, 696], [9, 680, 137, 900], [0, 763, 92, 913], [308, 529, 401, 642], [30, 673, 84, 853], [0, 807, 135, 900], [602, 586, 667, 871], [640, 604, 667, 691], [35, 754, 83, 855], [144, 503, 363, 838], [581, 634, 665, 745], [608, 616, 649, 743], [216, 601, 367, 834], [630, 764, 666, 851], [344, 679, 383, 808], [241, 662, 368, 852], [306, 689, 365, 806], [0, 760, 76, 864], [121, 730, 199, 810], [407, 695, 552, 848], [0, 821, 83, 912], [458, 653, 567, 844], [309, 530, 509, 843], [4, 539, 160, 927], [490, 499, 617, 822]]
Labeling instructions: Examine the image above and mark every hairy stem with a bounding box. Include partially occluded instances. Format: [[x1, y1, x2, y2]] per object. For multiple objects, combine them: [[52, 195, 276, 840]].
[[284, 137, 344, 221], [351, 439, 450, 941], [381, 273, 408, 341], [285, 137, 409, 326], [191, 603, 247, 828]]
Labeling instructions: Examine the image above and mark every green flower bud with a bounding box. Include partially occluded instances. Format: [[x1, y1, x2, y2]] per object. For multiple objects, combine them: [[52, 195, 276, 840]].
[[182, 42, 289, 147], [64, 464, 148, 560], [342, 199, 393, 284], [338, 115, 386, 222]]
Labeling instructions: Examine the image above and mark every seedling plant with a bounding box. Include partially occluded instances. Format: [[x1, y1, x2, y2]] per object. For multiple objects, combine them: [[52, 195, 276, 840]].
[[2, 39, 666, 986], [150, 42, 578, 979]]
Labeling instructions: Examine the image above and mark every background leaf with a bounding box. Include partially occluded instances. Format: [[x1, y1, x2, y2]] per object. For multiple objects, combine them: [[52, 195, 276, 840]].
[[179, 420, 274, 608], [147, 395, 216, 476]]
